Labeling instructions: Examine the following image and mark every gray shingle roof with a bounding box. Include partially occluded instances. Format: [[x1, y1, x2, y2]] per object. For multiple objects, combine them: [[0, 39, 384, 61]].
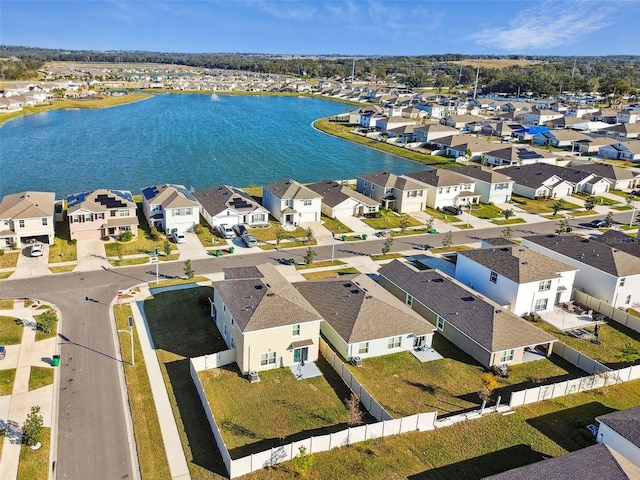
[[405, 169, 472, 187], [523, 234, 640, 277], [378, 260, 556, 352], [457, 246, 576, 283], [294, 274, 434, 344], [357, 171, 399, 187], [0, 191, 55, 219], [264, 179, 321, 200], [454, 164, 513, 184], [193, 185, 264, 217], [592, 230, 640, 258], [597, 405, 640, 449], [306, 181, 378, 208], [499, 163, 593, 188], [573, 162, 636, 181], [213, 264, 321, 332], [483, 443, 640, 480]]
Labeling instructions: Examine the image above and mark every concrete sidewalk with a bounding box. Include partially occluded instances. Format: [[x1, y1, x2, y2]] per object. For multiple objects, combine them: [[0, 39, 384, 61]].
[[0, 299, 59, 480]]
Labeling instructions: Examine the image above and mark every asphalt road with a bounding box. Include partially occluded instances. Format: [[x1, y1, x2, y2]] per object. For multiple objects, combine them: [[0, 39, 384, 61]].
[[0, 214, 628, 479]]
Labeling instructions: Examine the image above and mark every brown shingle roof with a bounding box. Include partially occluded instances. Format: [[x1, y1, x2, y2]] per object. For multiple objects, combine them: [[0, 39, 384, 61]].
[[0, 191, 55, 219], [264, 179, 320, 200]]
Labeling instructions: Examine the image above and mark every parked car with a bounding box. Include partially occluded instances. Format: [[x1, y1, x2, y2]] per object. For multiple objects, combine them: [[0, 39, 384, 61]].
[[0, 346, 5, 360], [241, 234, 258, 248], [630, 190, 640, 196], [30, 242, 44, 257], [443, 206, 463, 216], [218, 224, 235, 239], [587, 219, 606, 228], [172, 231, 186, 244], [233, 224, 248, 236]]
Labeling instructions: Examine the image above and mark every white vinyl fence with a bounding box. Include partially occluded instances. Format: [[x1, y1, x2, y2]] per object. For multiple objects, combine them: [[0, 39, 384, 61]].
[[552, 342, 610, 374], [573, 290, 640, 334]]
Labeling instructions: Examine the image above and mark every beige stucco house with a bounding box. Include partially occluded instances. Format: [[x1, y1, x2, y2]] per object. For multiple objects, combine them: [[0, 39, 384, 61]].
[[0, 191, 56, 247], [67, 189, 139, 241]]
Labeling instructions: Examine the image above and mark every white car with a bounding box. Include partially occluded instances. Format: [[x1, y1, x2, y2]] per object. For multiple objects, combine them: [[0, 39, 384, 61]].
[[172, 231, 186, 244], [218, 224, 235, 239], [30, 243, 44, 257]]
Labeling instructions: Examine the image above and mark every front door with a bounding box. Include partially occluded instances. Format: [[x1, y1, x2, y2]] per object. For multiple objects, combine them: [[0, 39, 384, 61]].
[[293, 347, 308, 363]]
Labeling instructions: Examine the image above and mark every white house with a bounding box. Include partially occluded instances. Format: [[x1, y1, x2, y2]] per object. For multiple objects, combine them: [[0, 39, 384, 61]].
[[522, 235, 640, 309], [262, 179, 322, 225], [453, 165, 514, 204], [404, 169, 480, 210], [141, 184, 200, 234], [454, 246, 577, 317], [306, 180, 379, 219], [193, 185, 269, 229], [596, 406, 640, 468], [599, 142, 640, 162], [524, 109, 564, 125], [356, 171, 428, 214], [0, 191, 56, 247], [484, 145, 558, 167]]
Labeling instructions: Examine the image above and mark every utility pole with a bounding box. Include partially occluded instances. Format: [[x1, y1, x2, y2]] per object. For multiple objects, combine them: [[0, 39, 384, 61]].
[[473, 58, 481, 100]]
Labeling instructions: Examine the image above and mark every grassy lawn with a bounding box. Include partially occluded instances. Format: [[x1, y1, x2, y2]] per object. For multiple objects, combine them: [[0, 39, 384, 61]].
[[0, 299, 14, 309], [241, 186, 263, 202], [370, 253, 405, 261], [296, 260, 346, 270], [0, 316, 24, 345], [0, 369, 17, 395], [346, 335, 582, 418], [611, 205, 633, 211], [314, 118, 457, 168], [33, 309, 58, 342], [194, 220, 228, 248], [114, 303, 171, 480], [200, 357, 359, 456], [16, 427, 50, 480], [28, 366, 54, 391], [470, 203, 504, 219], [247, 222, 308, 242], [143, 285, 230, 479], [572, 193, 619, 206], [360, 210, 423, 229], [491, 218, 526, 226], [302, 267, 360, 280], [424, 207, 463, 223], [320, 215, 353, 234], [537, 320, 640, 368], [511, 195, 582, 214], [49, 265, 76, 274], [48, 219, 77, 263], [104, 225, 169, 257], [0, 251, 19, 269], [430, 245, 473, 254]]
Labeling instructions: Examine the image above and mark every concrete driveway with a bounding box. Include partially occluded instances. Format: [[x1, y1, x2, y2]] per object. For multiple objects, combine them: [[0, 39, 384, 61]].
[[11, 244, 52, 279], [74, 239, 110, 271], [176, 232, 211, 260]]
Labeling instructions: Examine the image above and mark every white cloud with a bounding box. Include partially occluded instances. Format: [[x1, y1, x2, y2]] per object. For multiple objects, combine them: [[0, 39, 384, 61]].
[[468, 0, 616, 51], [253, 0, 317, 21]]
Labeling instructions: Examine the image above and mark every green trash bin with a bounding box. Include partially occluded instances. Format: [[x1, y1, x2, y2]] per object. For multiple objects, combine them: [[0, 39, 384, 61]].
[[229, 246, 235, 254], [362, 234, 368, 240], [341, 234, 347, 241], [215, 249, 222, 257], [52, 355, 60, 367]]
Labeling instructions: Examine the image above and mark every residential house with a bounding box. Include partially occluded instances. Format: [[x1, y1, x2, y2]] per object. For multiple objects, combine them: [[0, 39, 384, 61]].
[[417, 102, 447, 118], [483, 443, 640, 480], [306, 180, 379, 219], [210, 264, 323, 374], [413, 123, 460, 143], [523, 109, 564, 126], [193, 185, 269, 229], [599, 141, 640, 162], [598, 123, 640, 139], [404, 169, 480, 209], [355, 171, 428, 213], [533, 129, 591, 149], [378, 260, 557, 368], [573, 136, 617, 155], [431, 134, 496, 161], [376, 116, 417, 135], [617, 110, 640, 124], [483, 145, 557, 166], [294, 274, 435, 362], [0, 191, 55, 247], [480, 121, 524, 140], [521, 234, 640, 309], [454, 246, 577, 317], [596, 406, 640, 468], [360, 112, 387, 130], [591, 230, 640, 258], [453, 165, 514, 204], [591, 108, 619, 124], [67, 189, 138, 241], [141, 183, 200, 234], [262, 179, 322, 225], [568, 162, 640, 190], [442, 114, 484, 130]]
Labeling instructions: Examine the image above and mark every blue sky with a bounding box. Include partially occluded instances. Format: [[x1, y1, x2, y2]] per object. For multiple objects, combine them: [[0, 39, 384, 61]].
[[2, 0, 639, 56]]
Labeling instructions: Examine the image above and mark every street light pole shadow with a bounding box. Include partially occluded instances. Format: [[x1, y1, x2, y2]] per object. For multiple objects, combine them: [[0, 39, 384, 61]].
[[57, 333, 124, 363]]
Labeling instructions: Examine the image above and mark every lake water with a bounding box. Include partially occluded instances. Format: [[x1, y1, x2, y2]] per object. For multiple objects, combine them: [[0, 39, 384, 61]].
[[0, 94, 422, 198]]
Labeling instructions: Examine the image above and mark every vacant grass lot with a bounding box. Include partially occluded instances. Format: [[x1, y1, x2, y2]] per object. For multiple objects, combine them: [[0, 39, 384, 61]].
[[537, 320, 640, 368], [247, 223, 308, 242], [320, 215, 353, 234], [302, 267, 360, 280], [346, 335, 583, 418], [48, 219, 77, 263], [28, 366, 54, 391], [200, 358, 358, 457], [0, 316, 24, 345], [470, 203, 504, 219], [491, 218, 526, 226], [511, 195, 581, 214], [361, 211, 423, 229]]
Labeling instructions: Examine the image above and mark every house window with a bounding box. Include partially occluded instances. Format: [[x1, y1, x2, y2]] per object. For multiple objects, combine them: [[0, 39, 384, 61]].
[[292, 324, 300, 336], [119, 210, 129, 217], [620, 278, 626, 287], [490, 271, 498, 284], [363, 181, 368, 188], [358, 342, 369, 355], [388, 336, 402, 349], [260, 352, 277, 366], [42, 218, 48, 226], [84, 214, 92, 222], [436, 316, 445, 331], [185, 207, 192, 215], [534, 298, 548, 311], [372, 185, 375, 190], [625, 295, 631, 305], [539, 280, 552, 291], [499, 349, 515, 364], [406, 294, 413, 307], [368, 206, 377, 213], [303, 200, 312, 207], [19, 220, 25, 228], [111, 210, 117, 217], [253, 213, 266, 223], [438, 188, 443, 194], [445, 187, 451, 193]]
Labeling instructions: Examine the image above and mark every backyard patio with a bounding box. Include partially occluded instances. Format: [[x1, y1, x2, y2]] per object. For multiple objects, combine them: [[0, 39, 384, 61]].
[[540, 304, 599, 332]]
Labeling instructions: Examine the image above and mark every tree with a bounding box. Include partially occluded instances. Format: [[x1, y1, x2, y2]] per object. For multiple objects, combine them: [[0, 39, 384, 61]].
[[501, 226, 513, 239], [303, 247, 317, 265], [551, 199, 565, 217], [305, 227, 314, 244], [584, 195, 596, 212], [275, 226, 286, 248], [149, 227, 159, 240], [183, 259, 194, 279], [346, 392, 363, 426], [480, 154, 489, 166], [478, 373, 498, 403], [604, 211, 614, 228], [382, 236, 394, 255], [502, 208, 514, 221], [22, 406, 43, 447], [442, 230, 453, 249], [399, 215, 411, 232], [36, 309, 58, 334], [120, 230, 134, 242], [291, 446, 314, 478], [555, 218, 570, 235], [424, 216, 434, 231], [465, 148, 473, 160], [163, 240, 172, 256]]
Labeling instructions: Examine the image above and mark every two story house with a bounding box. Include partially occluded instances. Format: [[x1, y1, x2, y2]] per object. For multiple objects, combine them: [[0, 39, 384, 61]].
[[262, 179, 322, 225], [453, 165, 514, 204], [0, 191, 56, 247], [141, 184, 200, 234], [404, 169, 480, 210], [67, 189, 138, 241], [355, 171, 427, 213]]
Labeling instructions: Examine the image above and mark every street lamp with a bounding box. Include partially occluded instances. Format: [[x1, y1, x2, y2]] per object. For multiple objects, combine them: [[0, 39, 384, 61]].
[[118, 316, 135, 365]]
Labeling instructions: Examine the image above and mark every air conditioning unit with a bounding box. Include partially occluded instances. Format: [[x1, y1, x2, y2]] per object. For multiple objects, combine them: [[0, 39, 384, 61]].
[[248, 371, 260, 383], [351, 356, 362, 367]]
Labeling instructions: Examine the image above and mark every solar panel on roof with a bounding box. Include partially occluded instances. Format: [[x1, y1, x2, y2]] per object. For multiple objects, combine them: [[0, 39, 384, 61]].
[[173, 185, 197, 201], [142, 186, 160, 200], [67, 191, 90, 207], [95, 193, 127, 209]]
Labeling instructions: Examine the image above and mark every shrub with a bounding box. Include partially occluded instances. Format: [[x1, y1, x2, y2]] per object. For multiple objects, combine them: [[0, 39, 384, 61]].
[[102, 235, 110, 241], [149, 227, 159, 240], [22, 406, 43, 447], [194, 224, 203, 234], [37, 309, 58, 334], [120, 230, 134, 242], [0, 249, 4, 256]]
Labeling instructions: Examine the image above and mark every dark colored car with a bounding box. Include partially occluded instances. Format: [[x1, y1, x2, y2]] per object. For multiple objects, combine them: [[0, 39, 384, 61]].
[[443, 205, 463, 215], [233, 224, 248, 236], [630, 190, 640, 196], [587, 219, 606, 228]]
